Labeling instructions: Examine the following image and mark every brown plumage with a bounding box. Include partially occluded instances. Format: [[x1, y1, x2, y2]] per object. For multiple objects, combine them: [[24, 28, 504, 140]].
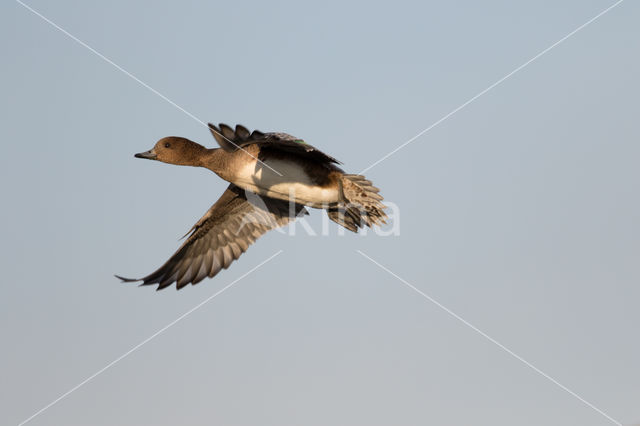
[[117, 123, 387, 290], [117, 184, 307, 290]]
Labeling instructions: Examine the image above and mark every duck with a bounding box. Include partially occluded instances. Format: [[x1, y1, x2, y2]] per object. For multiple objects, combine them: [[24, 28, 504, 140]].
[[116, 123, 387, 290]]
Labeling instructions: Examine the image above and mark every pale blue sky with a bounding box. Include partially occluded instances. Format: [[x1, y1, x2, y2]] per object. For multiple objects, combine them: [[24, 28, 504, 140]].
[[1, 1, 639, 425]]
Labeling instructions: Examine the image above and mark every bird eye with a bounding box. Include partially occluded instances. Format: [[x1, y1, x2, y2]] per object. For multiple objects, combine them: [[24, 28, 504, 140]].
[[164, 142, 171, 148]]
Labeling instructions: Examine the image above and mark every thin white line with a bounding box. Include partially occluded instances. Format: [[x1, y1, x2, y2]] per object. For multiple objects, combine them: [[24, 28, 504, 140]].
[[359, 0, 625, 175], [17, 250, 283, 426], [14, 0, 283, 177], [356, 250, 622, 426]]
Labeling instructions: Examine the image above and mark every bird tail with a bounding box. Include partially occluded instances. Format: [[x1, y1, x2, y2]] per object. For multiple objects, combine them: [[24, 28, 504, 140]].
[[327, 174, 387, 232]]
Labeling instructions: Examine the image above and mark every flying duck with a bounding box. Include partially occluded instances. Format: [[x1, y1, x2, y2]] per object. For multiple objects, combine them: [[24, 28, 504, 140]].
[[117, 123, 387, 290]]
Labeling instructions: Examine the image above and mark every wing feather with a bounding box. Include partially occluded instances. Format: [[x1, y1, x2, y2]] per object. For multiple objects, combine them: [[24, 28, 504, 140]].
[[208, 122, 341, 165], [117, 184, 308, 290]]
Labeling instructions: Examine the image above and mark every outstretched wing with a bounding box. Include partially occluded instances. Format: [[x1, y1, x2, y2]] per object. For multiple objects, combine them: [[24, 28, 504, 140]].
[[117, 184, 307, 290], [208, 123, 342, 165]]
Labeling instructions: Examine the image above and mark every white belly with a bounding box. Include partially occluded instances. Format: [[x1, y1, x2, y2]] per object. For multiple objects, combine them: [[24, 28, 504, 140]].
[[233, 159, 339, 207]]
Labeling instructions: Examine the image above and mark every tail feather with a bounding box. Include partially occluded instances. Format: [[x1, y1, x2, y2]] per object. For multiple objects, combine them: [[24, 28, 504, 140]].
[[327, 174, 388, 232]]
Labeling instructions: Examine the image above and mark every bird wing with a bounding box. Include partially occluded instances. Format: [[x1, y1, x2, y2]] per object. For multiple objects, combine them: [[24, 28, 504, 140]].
[[117, 184, 308, 290], [208, 123, 342, 165]]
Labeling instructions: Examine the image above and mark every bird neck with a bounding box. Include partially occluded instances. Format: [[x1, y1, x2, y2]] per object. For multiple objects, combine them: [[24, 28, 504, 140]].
[[201, 148, 232, 177]]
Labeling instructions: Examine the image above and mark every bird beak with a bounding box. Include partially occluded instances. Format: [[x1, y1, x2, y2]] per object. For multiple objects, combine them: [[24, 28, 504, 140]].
[[134, 150, 157, 160]]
